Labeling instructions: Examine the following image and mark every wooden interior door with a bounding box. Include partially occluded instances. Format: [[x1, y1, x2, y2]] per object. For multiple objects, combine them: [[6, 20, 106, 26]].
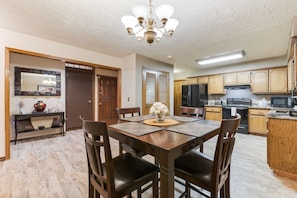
[[66, 67, 94, 130], [142, 68, 169, 115], [98, 75, 118, 124]]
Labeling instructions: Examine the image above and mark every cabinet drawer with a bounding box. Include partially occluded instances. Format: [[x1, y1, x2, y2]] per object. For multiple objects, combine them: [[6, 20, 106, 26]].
[[249, 109, 269, 116], [205, 107, 222, 113]]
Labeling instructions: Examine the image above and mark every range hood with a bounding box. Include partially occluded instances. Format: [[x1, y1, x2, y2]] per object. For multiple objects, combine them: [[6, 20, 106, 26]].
[[224, 85, 250, 90]]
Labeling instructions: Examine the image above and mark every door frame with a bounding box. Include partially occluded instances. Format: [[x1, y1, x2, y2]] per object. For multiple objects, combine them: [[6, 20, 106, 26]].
[[142, 67, 170, 115], [3, 47, 121, 160]]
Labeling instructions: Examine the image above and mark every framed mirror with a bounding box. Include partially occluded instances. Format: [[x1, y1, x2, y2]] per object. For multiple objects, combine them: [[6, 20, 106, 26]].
[[14, 67, 61, 96]]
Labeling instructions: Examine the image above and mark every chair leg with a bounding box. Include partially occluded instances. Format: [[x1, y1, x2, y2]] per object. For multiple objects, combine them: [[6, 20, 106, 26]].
[[89, 179, 94, 198], [220, 185, 225, 198], [200, 143, 204, 153], [185, 182, 191, 198], [119, 142, 123, 154], [152, 174, 159, 198], [137, 187, 141, 198], [225, 177, 231, 198]]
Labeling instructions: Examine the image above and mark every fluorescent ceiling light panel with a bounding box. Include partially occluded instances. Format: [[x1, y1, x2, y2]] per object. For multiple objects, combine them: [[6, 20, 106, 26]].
[[196, 50, 245, 65]]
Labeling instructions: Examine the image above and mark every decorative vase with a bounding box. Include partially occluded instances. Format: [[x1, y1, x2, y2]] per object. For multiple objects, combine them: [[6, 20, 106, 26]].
[[34, 101, 46, 112], [155, 111, 165, 123]]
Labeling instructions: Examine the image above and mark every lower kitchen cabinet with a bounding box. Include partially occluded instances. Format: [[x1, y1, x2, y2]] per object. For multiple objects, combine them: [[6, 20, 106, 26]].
[[248, 108, 269, 135], [267, 117, 297, 180], [205, 106, 222, 121]]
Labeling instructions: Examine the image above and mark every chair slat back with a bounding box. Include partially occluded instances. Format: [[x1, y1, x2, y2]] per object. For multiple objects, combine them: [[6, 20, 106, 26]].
[[82, 119, 115, 197], [180, 106, 205, 118], [212, 114, 241, 190], [116, 107, 141, 119]]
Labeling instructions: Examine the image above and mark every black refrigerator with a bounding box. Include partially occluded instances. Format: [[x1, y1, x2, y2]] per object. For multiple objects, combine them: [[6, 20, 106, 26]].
[[182, 84, 208, 107]]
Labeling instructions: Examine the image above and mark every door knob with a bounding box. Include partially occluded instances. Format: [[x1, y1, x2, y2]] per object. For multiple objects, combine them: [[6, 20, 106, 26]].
[[88, 100, 92, 104]]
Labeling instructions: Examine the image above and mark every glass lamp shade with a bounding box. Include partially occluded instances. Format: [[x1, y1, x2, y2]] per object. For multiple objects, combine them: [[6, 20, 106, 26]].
[[154, 28, 164, 42], [132, 4, 149, 19], [154, 28, 163, 38], [155, 4, 174, 20], [135, 27, 145, 39], [121, 15, 138, 28], [165, 18, 179, 31]]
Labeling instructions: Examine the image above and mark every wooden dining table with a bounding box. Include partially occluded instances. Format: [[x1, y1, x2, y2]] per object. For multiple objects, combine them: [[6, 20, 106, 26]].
[[108, 115, 221, 198]]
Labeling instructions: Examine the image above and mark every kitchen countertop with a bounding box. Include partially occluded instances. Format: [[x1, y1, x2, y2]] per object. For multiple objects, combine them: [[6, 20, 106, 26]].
[[267, 109, 297, 120]]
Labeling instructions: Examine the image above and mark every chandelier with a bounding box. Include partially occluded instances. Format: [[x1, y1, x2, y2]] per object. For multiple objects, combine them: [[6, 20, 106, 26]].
[[121, 0, 179, 44]]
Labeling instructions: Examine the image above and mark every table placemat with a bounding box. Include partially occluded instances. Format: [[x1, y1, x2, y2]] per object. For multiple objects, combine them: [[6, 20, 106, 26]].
[[167, 115, 202, 122], [143, 119, 179, 126], [166, 122, 220, 137], [120, 115, 154, 122], [197, 119, 221, 126], [109, 122, 163, 136]]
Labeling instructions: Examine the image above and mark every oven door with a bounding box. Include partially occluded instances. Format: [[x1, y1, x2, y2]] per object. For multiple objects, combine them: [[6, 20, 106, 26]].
[[222, 107, 248, 134]]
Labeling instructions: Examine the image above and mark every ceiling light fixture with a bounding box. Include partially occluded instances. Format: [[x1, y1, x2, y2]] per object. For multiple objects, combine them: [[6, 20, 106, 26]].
[[196, 50, 246, 65], [121, 0, 179, 45]]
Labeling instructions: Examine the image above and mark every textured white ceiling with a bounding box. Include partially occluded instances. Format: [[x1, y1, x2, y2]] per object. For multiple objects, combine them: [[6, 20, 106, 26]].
[[0, 0, 297, 74]]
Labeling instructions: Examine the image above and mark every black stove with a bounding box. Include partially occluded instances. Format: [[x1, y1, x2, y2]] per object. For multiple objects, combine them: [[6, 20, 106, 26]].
[[222, 98, 251, 134]]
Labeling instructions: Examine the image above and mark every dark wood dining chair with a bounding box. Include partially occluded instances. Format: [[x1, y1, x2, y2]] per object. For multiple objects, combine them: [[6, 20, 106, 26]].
[[174, 114, 241, 198], [115, 107, 160, 195], [115, 107, 144, 155], [180, 106, 205, 118], [180, 106, 206, 152], [81, 118, 159, 198]]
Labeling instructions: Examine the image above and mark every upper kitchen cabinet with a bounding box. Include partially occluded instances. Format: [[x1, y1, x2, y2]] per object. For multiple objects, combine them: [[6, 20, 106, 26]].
[[288, 42, 297, 91], [197, 76, 208, 84], [185, 77, 197, 85], [251, 69, 269, 93], [224, 71, 250, 86], [224, 73, 237, 85], [288, 58, 295, 91], [269, 67, 287, 93], [237, 71, 251, 85], [251, 67, 288, 93], [208, 74, 225, 94]]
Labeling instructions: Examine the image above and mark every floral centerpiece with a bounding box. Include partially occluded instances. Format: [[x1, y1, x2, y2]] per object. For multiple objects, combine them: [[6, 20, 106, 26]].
[[149, 102, 169, 122]]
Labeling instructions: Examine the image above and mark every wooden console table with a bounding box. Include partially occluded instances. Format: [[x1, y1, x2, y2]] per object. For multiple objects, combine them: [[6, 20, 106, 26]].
[[13, 112, 65, 144]]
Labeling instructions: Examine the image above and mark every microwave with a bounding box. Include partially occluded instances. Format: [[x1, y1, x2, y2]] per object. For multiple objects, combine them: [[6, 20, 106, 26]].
[[270, 97, 292, 108]]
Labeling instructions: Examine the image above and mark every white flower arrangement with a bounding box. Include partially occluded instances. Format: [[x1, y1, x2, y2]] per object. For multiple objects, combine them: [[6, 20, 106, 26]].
[[149, 102, 169, 115]]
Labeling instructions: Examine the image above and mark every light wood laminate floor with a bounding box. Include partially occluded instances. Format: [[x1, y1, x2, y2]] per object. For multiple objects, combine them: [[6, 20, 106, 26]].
[[1, 130, 297, 198]]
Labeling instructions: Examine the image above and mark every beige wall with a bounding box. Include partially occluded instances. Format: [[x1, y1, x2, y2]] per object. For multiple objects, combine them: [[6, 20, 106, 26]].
[[0, 28, 122, 158], [136, 54, 174, 115], [0, 28, 174, 159]]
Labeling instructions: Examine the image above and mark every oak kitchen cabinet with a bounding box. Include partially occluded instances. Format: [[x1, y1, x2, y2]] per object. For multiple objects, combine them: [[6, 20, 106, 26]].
[[248, 108, 269, 135], [267, 117, 297, 180], [251, 69, 269, 93], [186, 77, 197, 85], [205, 106, 222, 121], [197, 76, 208, 84], [287, 58, 295, 91], [269, 67, 287, 93], [251, 67, 288, 93], [208, 75, 225, 94], [287, 34, 297, 91], [224, 71, 250, 86]]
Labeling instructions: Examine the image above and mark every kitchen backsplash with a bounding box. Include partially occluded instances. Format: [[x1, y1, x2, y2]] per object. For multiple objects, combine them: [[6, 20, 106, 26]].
[[208, 88, 291, 106]]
